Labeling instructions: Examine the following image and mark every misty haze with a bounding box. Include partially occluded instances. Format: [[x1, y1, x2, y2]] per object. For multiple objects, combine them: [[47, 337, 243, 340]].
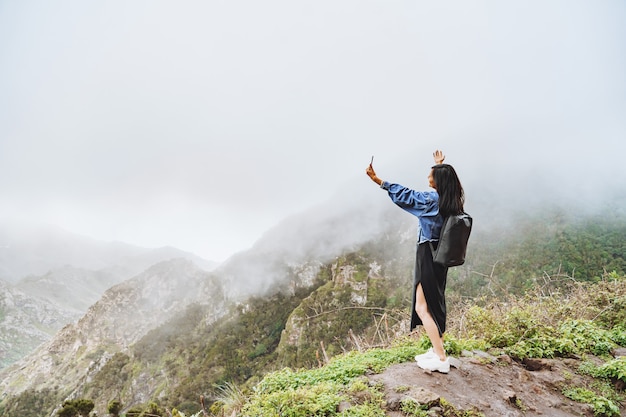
[[1, 1, 625, 417]]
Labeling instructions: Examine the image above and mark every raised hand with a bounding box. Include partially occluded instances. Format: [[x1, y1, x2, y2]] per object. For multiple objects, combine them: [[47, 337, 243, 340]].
[[366, 161, 382, 185], [433, 150, 445, 164]]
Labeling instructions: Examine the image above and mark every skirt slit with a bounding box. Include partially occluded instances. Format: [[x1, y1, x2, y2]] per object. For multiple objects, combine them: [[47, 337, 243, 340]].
[[410, 241, 449, 336]]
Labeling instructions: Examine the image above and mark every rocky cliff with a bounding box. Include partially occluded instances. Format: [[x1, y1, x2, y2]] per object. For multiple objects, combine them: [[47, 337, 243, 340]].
[[0, 258, 226, 402], [0, 224, 218, 372], [0, 280, 78, 369]]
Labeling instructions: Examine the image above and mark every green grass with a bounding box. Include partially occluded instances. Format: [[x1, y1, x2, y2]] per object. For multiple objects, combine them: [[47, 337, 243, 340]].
[[233, 275, 626, 417], [562, 387, 620, 416]]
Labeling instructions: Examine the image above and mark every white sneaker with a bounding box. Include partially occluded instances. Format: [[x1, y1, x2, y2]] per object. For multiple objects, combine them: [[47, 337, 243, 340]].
[[417, 355, 450, 373], [414, 348, 436, 362]]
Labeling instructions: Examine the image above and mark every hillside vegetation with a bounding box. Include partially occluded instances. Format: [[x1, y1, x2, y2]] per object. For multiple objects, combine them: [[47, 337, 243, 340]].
[[207, 274, 626, 417], [1, 211, 625, 417]]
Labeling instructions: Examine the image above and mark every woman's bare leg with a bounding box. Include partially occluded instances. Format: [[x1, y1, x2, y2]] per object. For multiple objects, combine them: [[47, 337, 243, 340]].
[[415, 283, 446, 361]]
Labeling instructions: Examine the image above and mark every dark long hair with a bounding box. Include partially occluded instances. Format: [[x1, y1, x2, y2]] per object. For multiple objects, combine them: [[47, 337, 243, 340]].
[[432, 164, 464, 217]]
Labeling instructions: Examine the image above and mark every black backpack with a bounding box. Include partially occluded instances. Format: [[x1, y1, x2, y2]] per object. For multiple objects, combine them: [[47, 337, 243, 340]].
[[430, 212, 473, 267]]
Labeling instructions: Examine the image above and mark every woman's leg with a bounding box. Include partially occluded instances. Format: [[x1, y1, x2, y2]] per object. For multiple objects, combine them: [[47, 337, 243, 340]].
[[415, 283, 446, 361]]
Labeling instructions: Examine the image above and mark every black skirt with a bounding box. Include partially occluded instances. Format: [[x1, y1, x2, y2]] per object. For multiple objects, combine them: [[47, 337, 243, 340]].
[[410, 241, 449, 336]]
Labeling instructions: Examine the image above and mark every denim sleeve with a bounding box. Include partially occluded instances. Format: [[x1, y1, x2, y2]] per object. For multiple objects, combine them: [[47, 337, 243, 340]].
[[383, 182, 434, 217], [381, 182, 441, 241]]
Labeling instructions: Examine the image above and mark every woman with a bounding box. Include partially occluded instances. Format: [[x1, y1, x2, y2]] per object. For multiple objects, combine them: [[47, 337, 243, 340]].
[[365, 150, 465, 373]]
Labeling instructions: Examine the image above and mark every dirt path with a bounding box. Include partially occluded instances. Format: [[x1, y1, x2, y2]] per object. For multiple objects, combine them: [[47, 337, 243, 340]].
[[368, 352, 622, 416]]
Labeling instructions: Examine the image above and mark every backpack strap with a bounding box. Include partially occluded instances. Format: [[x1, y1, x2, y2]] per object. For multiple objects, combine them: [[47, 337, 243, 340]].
[[428, 240, 436, 259]]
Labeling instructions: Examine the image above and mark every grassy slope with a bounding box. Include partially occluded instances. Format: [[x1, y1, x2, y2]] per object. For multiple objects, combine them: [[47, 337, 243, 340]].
[[228, 275, 626, 417]]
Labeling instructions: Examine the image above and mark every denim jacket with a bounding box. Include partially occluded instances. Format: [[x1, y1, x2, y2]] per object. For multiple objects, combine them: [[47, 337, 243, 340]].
[[381, 181, 444, 244]]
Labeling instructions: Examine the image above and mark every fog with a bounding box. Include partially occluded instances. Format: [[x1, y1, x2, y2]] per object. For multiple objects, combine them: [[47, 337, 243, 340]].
[[1, 1, 624, 262]]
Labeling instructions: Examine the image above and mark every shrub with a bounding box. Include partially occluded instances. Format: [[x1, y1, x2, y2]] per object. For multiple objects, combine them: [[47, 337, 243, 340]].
[[559, 320, 616, 356], [594, 357, 626, 385], [57, 399, 94, 417], [609, 324, 626, 346], [242, 381, 344, 417], [562, 387, 620, 416], [400, 398, 429, 416], [107, 400, 122, 417]]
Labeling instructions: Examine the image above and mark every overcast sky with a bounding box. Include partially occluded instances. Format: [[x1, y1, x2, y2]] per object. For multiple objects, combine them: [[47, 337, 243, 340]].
[[1, 1, 625, 262]]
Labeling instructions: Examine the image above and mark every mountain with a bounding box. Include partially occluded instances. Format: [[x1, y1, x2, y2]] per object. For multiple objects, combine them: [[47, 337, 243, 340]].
[[0, 258, 226, 404], [215, 189, 403, 300], [0, 193, 409, 416], [0, 224, 219, 372], [0, 191, 624, 416], [0, 222, 216, 284], [14, 266, 123, 314], [0, 280, 78, 369]]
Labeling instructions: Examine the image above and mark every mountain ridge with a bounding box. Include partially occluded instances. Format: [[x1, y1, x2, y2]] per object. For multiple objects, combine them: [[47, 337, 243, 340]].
[[0, 258, 226, 399], [1, 194, 625, 416], [0, 222, 217, 284], [0, 224, 219, 372]]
